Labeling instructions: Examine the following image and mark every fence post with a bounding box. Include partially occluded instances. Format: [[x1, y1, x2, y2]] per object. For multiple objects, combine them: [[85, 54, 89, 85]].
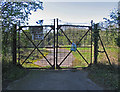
[[118, 2, 120, 63], [93, 24, 99, 64], [12, 24, 17, 65]]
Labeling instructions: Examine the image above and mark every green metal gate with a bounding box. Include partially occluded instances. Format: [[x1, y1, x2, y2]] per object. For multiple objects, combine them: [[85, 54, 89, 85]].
[[16, 19, 92, 69]]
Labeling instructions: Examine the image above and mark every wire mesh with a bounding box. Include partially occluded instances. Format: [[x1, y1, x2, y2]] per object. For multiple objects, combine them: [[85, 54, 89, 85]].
[[57, 26, 92, 68], [17, 24, 92, 69], [97, 29, 118, 67]]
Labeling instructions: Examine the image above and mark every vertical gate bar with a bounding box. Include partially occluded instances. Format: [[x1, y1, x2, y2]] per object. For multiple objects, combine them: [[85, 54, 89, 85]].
[[94, 24, 99, 64], [12, 24, 17, 65], [18, 28, 20, 64], [90, 27, 92, 65], [56, 18, 58, 68], [90, 20, 93, 65], [53, 19, 56, 69], [18, 21, 21, 65]]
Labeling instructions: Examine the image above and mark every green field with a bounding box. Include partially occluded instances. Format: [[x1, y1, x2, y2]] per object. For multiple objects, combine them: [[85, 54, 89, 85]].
[[98, 46, 118, 66], [17, 45, 118, 68], [63, 45, 118, 68]]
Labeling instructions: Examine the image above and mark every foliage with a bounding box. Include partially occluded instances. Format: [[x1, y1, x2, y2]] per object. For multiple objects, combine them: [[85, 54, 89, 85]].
[[1, 1, 43, 63], [2, 62, 28, 90], [102, 8, 119, 47], [115, 34, 120, 47], [99, 30, 118, 46], [103, 8, 118, 25], [1, 1, 43, 89], [1, 1, 43, 29], [85, 63, 119, 90]]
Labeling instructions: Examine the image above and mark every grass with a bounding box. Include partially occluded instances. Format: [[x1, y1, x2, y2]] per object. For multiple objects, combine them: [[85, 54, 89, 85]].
[[22, 60, 41, 68], [2, 45, 119, 90], [24, 65, 51, 69], [63, 45, 118, 68], [98, 46, 118, 66], [64, 46, 92, 68], [63, 45, 119, 90], [19, 48, 50, 68], [2, 47, 51, 90], [72, 52, 89, 67], [85, 63, 119, 90], [17, 46, 119, 76], [2, 62, 28, 90]]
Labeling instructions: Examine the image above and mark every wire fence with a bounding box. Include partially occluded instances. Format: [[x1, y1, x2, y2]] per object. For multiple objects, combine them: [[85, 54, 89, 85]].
[[97, 29, 119, 67]]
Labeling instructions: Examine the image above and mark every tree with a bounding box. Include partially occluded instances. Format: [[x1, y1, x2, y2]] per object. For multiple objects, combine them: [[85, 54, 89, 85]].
[[101, 7, 120, 47], [1, 1, 43, 30], [1, 1, 43, 62]]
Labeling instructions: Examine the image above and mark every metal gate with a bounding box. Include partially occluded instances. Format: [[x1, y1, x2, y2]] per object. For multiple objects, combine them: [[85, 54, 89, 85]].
[[17, 19, 92, 69]]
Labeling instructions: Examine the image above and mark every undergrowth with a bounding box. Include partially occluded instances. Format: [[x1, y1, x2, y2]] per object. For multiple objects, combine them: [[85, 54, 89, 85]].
[[2, 62, 28, 90], [85, 63, 119, 90]]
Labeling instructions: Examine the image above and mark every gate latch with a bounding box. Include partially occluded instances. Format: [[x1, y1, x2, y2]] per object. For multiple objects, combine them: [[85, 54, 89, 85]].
[[71, 43, 77, 52]]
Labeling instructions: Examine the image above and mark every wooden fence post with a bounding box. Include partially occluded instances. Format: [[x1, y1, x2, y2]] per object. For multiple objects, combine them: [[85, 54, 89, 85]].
[[93, 24, 99, 64], [12, 24, 17, 65]]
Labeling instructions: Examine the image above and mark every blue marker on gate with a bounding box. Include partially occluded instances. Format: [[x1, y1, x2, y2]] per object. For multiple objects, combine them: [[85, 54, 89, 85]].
[[71, 43, 77, 52]]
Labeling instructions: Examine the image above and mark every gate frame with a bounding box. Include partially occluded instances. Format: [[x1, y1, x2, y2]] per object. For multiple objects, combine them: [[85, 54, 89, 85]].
[[17, 20, 56, 69], [56, 18, 93, 69]]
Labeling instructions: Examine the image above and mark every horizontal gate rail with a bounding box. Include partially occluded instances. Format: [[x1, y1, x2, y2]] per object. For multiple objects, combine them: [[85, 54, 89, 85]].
[[18, 46, 55, 48], [58, 25, 91, 28], [18, 46, 92, 49], [20, 25, 54, 28], [57, 46, 92, 48]]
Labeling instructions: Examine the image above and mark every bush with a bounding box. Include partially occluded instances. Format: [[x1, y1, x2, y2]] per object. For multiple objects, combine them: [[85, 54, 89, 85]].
[[115, 35, 120, 47]]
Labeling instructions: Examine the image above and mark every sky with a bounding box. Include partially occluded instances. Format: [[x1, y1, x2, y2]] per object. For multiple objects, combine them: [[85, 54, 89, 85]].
[[28, 2, 118, 26]]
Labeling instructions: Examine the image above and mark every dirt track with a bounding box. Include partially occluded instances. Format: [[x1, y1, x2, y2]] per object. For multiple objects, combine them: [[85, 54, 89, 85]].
[[34, 48, 75, 67]]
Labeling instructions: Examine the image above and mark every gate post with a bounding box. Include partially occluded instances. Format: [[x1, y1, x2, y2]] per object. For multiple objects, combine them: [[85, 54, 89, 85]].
[[93, 24, 99, 64], [12, 24, 17, 65], [56, 18, 61, 69], [56, 18, 59, 69], [53, 19, 56, 69], [118, 2, 120, 63]]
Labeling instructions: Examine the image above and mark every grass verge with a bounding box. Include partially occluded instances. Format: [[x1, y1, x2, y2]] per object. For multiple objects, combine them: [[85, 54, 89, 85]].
[[84, 63, 119, 90], [2, 63, 28, 90]]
